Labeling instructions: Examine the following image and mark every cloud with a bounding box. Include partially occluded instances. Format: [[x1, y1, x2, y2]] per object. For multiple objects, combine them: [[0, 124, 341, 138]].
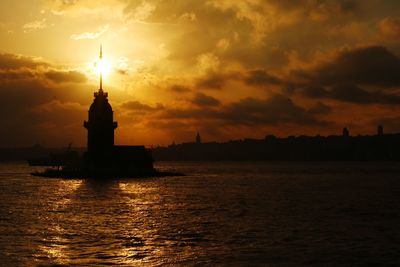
[[301, 46, 400, 87], [288, 45, 400, 106], [196, 72, 227, 90], [121, 100, 163, 111], [329, 84, 400, 104], [0, 78, 85, 146], [300, 84, 400, 105], [0, 53, 87, 84], [244, 69, 282, 86], [0, 69, 36, 81], [379, 17, 400, 40], [44, 70, 87, 83], [0, 53, 48, 70], [299, 86, 329, 98], [22, 19, 47, 33], [0, 52, 90, 146], [70, 24, 110, 40], [191, 93, 220, 107], [220, 94, 325, 126], [308, 101, 332, 114], [169, 84, 191, 93], [129, 1, 156, 22], [159, 93, 326, 127], [195, 71, 239, 90], [32, 100, 86, 125], [60, 0, 79, 6]]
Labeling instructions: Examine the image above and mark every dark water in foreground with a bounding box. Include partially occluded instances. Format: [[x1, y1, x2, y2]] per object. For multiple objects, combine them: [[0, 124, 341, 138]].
[[1, 162, 400, 266]]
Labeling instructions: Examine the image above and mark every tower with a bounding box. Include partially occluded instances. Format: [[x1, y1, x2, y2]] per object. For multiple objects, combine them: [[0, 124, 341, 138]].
[[84, 46, 118, 163], [196, 132, 201, 144], [342, 127, 349, 137], [377, 125, 384, 136]]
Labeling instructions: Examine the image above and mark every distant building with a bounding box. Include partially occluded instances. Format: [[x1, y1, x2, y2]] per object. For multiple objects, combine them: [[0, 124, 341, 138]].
[[378, 125, 384, 136], [265, 134, 277, 141], [196, 132, 201, 144], [343, 127, 350, 137]]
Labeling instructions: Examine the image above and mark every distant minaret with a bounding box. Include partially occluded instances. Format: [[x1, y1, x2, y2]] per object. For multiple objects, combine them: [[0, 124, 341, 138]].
[[377, 125, 384, 136], [196, 132, 201, 144], [342, 127, 349, 137]]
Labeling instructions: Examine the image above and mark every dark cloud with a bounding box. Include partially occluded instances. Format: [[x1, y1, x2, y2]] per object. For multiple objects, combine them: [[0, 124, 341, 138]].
[[308, 46, 400, 87], [0, 54, 87, 84], [338, 0, 359, 12], [0, 80, 53, 114], [244, 69, 282, 86], [158, 107, 218, 122], [300, 86, 329, 98], [0, 70, 36, 80], [160, 94, 327, 127], [0, 52, 90, 146], [290, 45, 400, 107], [266, 0, 359, 16], [330, 84, 400, 104], [299, 83, 400, 105], [170, 84, 190, 93], [220, 94, 326, 126], [191, 93, 220, 107], [121, 101, 164, 111], [0, 78, 85, 146], [116, 69, 128, 75], [308, 101, 332, 114], [0, 53, 48, 70], [44, 70, 87, 83], [300, 84, 400, 105], [196, 72, 233, 90]]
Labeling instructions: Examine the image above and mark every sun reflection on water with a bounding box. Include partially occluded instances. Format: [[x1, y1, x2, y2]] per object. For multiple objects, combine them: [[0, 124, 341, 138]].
[[35, 179, 170, 266], [35, 179, 83, 264]]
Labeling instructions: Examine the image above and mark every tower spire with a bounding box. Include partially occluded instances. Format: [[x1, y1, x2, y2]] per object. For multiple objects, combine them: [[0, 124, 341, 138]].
[[99, 44, 103, 92]]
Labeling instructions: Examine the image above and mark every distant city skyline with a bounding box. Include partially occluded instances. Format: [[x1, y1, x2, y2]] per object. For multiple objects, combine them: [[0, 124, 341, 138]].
[[0, 0, 400, 147]]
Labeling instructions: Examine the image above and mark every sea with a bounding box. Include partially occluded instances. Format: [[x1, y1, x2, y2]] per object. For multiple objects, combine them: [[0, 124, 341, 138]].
[[0, 161, 400, 266]]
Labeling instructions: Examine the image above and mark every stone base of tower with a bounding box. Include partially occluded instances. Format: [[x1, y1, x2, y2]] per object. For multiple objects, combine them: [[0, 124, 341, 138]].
[[31, 145, 183, 178], [82, 145, 155, 174]]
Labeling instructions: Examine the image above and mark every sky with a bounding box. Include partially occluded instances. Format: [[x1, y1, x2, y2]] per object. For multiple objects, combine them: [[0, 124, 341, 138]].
[[0, 0, 400, 147]]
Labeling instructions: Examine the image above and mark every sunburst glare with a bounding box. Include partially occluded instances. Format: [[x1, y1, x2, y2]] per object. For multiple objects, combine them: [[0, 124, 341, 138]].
[[96, 58, 112, 77]]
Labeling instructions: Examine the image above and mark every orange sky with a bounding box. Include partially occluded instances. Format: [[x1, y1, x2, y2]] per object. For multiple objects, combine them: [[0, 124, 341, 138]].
[[0, 0, 400, 147]]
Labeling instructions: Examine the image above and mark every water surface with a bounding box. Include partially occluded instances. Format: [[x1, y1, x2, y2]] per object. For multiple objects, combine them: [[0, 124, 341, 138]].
[[0, 161, 400, 266]]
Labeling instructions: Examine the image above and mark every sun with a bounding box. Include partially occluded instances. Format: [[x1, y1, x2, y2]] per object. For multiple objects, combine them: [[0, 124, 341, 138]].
[[97, 58, 112, 77]]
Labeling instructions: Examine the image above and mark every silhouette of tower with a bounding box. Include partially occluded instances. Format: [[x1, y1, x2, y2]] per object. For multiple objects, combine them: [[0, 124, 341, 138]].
[[342, 127, 349, 137], [377, 125, 384, 136], [84, 46, 118, 163], [196, 132, 201, 144]]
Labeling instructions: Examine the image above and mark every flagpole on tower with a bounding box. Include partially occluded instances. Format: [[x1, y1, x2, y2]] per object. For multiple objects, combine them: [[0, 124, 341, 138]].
[[99, 44, 103, 92]]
